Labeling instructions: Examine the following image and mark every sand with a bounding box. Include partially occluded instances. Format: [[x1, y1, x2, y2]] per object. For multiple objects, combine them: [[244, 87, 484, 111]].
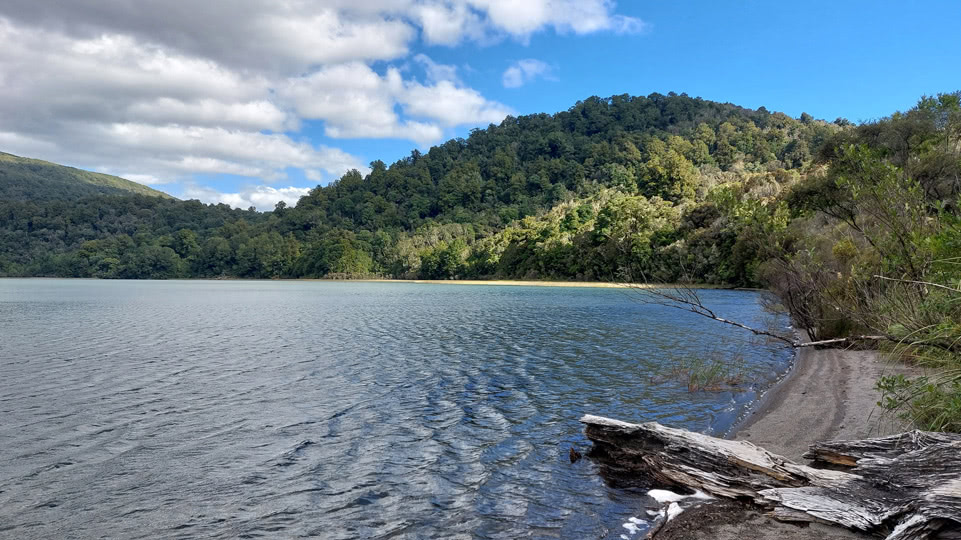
[[736, 345, 915, 461], [334, 278, 725, 289], [654, 344, 921, 540]]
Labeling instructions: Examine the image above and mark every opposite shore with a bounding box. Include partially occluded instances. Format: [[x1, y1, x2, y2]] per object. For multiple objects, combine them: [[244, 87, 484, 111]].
[[0, 276, 734, 289], [300, 278, 732, 289]]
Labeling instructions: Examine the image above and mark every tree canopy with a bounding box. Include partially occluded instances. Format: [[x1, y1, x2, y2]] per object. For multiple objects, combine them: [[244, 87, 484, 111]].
[[0, 92, 841, 282]]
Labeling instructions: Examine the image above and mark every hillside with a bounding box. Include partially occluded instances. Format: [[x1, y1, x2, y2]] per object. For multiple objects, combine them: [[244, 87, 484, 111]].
[[0, 93, 834, 282], [0, 90, 959, 430], [0, 152, 173, 200]]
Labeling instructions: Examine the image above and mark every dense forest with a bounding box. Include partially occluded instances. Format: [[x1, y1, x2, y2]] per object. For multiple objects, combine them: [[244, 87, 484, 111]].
[[0, 93, 839, 282], [2, 91, 959, 430]]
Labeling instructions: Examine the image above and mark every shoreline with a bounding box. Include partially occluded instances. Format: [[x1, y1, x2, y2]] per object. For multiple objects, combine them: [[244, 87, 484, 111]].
[[657, 343, 922, 539], [341, 279, 727, 289], [733, 343, 916, 461], [0, 276, 729, 289], [721, 341, 803, 439]]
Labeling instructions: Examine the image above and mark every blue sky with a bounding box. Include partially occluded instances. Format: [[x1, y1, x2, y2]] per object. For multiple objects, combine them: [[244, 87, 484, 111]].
[[0, 1, 958, 209]]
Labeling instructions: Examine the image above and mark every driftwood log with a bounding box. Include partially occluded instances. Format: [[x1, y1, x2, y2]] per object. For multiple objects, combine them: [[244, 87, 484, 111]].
[[581, 414, 961, 540], [803, 430, 961, 466]]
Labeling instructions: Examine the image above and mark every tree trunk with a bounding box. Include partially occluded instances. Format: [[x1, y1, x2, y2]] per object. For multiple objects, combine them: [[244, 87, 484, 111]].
[[803, 430, 961, 466], [581, 414, 961, 539]]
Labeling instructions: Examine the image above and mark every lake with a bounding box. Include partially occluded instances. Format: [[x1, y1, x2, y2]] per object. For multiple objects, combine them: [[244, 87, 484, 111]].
[[0, 279, 793, 539]]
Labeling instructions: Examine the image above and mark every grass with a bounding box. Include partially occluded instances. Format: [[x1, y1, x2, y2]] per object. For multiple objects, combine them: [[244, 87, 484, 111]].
[[877, 371, 961, 432], [876, 342, 961, 432], [654, 352, 749, 392]]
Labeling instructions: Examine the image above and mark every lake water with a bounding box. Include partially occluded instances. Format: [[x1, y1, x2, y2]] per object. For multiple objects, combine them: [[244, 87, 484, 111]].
[[0, 279, 793, 539]]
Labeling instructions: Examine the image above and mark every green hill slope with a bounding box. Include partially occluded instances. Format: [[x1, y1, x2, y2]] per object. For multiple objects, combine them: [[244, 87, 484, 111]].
[[1, 91, 958, 432], [0, 152, 173, 200], [0, 93, 843, 282]]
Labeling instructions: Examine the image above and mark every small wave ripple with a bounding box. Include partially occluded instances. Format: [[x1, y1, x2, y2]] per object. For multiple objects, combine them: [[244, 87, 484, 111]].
[[0, 279, 793, 539]]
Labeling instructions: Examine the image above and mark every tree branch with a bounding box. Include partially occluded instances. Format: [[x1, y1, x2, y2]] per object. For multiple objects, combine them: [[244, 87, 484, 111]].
[[628, 283, 892, 349], [873, 274, 961, 294], [799, 336, 888, 347]]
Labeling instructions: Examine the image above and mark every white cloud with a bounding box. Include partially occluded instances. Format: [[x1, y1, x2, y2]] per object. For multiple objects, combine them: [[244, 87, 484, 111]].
[[281, 60, 510, 145], [502, 59, 555, 88], [412, 2, 486, 45], [0, 1, 644, 192], [464, 0, 646, 40], [400, 79, 512, 127], [413, 53, 461, 85], [0, 2, 416, 72], [282, 63, 405, 141], [119, 173, 172, 186], [0, 131, 58, 157], [125, 98, 294, 132], [0, 1, 644, 55], [0, 18, 364, 184], [610, 14, 648, 34], [253, 10, 415, 68], [182, 184, 312, 211], [99, 123, 361, 176], [408, 0, 646, 45]]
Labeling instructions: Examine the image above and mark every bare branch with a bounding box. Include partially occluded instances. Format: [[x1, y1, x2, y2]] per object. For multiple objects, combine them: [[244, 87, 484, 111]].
[[627, 282, 894, 349], [626, 284, 801, 347], [873, 274, 961, 294], [799, 336, 888, 347]]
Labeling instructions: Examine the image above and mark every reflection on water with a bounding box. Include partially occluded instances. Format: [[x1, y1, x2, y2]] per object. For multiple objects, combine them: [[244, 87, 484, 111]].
[[0, 279, 792, 539]]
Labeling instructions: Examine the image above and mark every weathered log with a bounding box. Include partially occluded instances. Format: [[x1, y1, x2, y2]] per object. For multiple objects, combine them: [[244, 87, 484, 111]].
[[581, 414, 853, 497], [804, 430, 961, 467], [581, 415, 961, 539]]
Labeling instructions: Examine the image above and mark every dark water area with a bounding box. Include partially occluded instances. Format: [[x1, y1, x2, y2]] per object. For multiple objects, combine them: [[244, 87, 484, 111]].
[[0, 279, 793, 539]]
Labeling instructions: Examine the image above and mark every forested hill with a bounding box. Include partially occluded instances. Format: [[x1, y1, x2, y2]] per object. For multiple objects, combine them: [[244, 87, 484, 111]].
[[0, 152, 173, 201], [0, 92, 840, 281], [3, 91, 961, 429], [284, 94, 831, 234], [0, 91, 957, 288]]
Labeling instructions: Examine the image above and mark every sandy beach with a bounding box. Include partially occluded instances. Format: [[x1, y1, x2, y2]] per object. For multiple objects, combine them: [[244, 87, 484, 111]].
[[656, 344, 921, 539], [322, 278, 727, 289], [735, 346, 914, 460]]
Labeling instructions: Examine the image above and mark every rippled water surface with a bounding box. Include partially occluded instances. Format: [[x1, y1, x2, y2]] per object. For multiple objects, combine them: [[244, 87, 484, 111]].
[[0, 279, 793, 539]]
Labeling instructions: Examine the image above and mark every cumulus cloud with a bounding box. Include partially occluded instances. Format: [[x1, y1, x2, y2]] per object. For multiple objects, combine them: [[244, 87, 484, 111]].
[[125, 99, 294, 132], [413, 53, 462, 85], [280, 61, 511, 145], [282, 63, 430, 143], [502, 59, 555, 88], [411, 0, 645, 45], [400, 79, 512, 127], [0, 1, 415, 72], [0, 18, 344, 185], [0, 1, 644, 207], [0, 1, 644, 56], [182, 184, 313, 211]]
